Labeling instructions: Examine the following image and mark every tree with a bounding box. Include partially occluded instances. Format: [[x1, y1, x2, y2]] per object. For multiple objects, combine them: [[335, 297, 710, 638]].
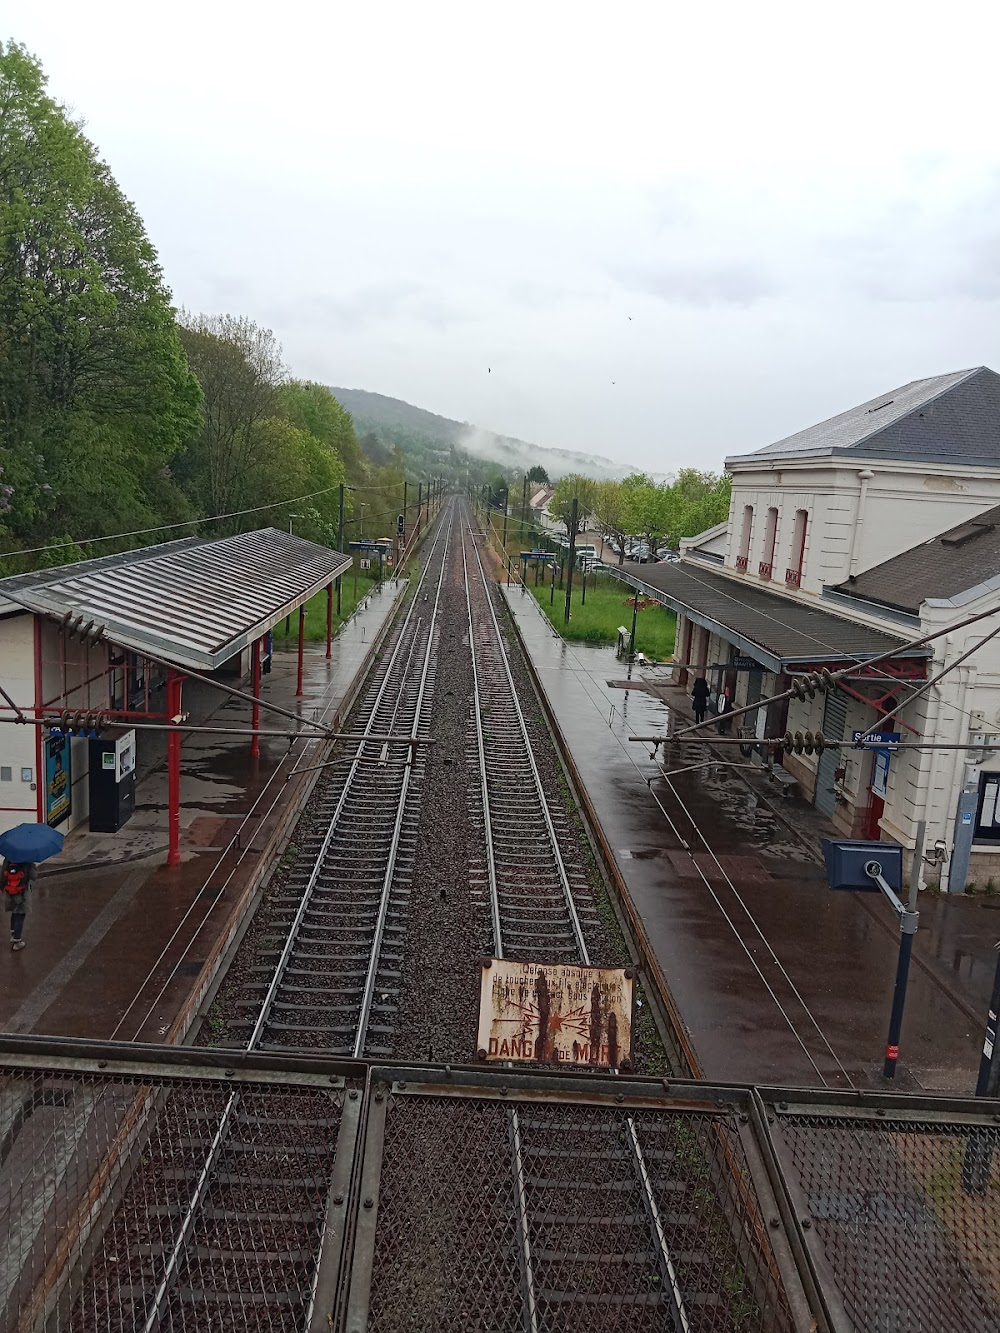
[[175, 314, 285, 518], [241, 417, 346, 545], [0, 41, 200, 559], [279, 381, 365, 485], [526, 464, 549, 484], [488, 473, 508, 510], [549, 473, 597, 539], [592, 480, 628, 563]]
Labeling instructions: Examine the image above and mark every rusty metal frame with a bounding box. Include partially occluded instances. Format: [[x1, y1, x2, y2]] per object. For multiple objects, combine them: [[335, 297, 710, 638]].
[[4, 1041, 1000, 1333], [309, 1081, 366, 1333], [341, 1069, 391, 1332], [755, 1088, 1000, 1333]]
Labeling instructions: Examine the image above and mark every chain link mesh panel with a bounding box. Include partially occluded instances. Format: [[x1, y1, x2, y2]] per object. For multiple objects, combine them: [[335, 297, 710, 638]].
[[366, 1091, 795, 1333], [0, 1064, 343, 1332], [775, 1112, 1000, 1333]]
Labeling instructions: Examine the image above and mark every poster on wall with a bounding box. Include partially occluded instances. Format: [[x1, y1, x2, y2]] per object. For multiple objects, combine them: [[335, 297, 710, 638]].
[[45, 733, 72, 827]]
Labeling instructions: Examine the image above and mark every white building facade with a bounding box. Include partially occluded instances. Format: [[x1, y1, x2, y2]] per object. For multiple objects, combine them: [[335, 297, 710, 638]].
[[644, 366, 1000, 887]]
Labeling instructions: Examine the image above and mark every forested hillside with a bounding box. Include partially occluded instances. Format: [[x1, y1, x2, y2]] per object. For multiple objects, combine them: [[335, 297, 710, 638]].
[[332, 387, 632, 484], [0, 42, 410, 572]]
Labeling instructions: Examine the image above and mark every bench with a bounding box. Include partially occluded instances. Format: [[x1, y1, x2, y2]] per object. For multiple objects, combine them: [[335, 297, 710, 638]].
[[767, 766, 798, 798]]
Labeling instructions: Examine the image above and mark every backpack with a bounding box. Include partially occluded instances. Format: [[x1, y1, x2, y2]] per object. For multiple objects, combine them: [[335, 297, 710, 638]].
[[3, 866, 25, 896]]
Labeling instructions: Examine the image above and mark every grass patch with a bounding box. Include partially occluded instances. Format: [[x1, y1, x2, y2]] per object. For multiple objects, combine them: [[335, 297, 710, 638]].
[[273, 567, 384, 643], [530, 576, 676, 657]]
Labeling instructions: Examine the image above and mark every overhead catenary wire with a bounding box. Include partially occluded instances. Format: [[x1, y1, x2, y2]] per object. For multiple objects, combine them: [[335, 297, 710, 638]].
[[471, 507, 853, 1086], [112, 504, 451, 1043], [4, 482, 349, 562]]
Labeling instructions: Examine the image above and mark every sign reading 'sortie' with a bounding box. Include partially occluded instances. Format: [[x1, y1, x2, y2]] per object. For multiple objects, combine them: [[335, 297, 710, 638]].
[[476, 959, 633, 1068]]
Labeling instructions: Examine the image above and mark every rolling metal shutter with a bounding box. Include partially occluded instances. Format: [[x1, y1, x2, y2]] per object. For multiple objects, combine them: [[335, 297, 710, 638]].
[[815, 687, 848, 817]]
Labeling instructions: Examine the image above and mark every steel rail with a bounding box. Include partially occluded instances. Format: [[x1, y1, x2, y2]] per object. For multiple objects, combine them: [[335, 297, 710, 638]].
[[466, 504, 692, 1333], [352, 503, 452, 1057], [464, 512, 587, 959], [248, 506, 451, 1054], [136, 510, 454, 1333], [461, 526, 540, 1333]]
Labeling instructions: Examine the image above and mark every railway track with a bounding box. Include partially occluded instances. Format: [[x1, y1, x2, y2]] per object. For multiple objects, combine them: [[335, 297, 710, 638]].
[[220, 504, 451, 1058], [10, 498, 793, 1333], [57, 506, 453, 1333], [460, 514, 697, 1332]]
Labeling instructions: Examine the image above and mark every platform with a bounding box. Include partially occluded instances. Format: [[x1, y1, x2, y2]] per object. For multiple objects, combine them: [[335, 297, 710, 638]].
[[501, 582, 991, 1093], [0, 582, 406, 1044]]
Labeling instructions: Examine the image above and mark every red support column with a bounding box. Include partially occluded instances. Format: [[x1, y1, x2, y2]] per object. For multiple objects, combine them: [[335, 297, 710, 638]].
[[167, 669, 182, 867], [33, 617, 44, 822], [326, 582, 333, 659], [296, 606, 306, 697], [250, 638, 261, 759]]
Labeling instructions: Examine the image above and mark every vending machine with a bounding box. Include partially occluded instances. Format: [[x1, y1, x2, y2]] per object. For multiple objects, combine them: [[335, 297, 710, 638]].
[[89, 730, 137, 833]]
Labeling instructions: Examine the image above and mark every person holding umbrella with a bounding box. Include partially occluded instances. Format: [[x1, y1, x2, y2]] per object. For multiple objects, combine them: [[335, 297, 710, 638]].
[[0, 823, 64, 952], [3, 859, 34, 949]]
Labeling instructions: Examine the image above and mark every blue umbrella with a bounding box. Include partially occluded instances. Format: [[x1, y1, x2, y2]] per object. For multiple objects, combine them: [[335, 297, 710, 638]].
[[0, 823, 65, 864]]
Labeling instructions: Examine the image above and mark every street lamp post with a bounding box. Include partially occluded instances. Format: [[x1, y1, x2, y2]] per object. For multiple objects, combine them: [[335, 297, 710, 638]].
[[288, 512, 303, 535]]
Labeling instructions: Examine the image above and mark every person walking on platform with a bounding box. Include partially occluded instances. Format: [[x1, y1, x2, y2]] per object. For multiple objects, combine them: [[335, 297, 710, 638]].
[[3, 860, 35, 950], [691, 676, 710, 724], [717, 686, 735, 735]]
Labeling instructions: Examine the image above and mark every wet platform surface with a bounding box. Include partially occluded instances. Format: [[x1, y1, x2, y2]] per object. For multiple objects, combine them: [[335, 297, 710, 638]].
[[502, 582, 992, 1093], [0, 582, 405, 1043]]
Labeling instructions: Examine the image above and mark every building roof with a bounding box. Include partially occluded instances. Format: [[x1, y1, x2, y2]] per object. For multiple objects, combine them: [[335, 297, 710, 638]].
[[729, 366, 1000, 467], [0, 528, 351, 671], [606, 560, 920, 673], [832, 504, 1000, 615]]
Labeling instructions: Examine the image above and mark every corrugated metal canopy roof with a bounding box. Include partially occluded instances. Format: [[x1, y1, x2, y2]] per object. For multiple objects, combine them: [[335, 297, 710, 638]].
[[608, 561, 923, 672], [0, 528, 352, 671]]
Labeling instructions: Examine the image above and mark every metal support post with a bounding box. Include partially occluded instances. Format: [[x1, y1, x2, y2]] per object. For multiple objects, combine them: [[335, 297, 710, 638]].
[[166, 670, 183, 867], [502, 497, 508, 559], [326, 582, 333, 659], [564, 497, 578, 623], [522, 473, 529, 529], [581, 562, 587, 606], [871, 820, 923, 1079], [549, 561, 556, 605], [296, 606, 306, 698], [336, 483, 345, 616], [417, 482, 423, 534], [250, 638, 261, 759], [626, 591, 639, 681], [962, 941, 1000, 1192]]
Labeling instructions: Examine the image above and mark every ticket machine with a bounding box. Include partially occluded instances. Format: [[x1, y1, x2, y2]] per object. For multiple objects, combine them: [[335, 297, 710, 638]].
[[89, 730, 137, 833]]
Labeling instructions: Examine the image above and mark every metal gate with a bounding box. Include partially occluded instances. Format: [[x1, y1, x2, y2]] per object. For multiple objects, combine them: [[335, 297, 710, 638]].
[[815, 686, 848, 817]]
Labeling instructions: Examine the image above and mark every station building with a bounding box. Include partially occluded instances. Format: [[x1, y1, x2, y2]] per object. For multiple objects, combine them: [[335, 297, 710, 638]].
[[627, 366, 1000, 888], [0, 527, 350, 863]]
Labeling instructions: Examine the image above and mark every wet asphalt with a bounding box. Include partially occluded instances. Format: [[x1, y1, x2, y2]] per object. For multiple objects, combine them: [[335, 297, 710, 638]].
[[501, 582, 987, 1093]]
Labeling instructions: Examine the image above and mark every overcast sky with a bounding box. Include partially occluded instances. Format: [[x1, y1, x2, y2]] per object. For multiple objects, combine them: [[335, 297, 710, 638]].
[[11, 2, 1000, 471]]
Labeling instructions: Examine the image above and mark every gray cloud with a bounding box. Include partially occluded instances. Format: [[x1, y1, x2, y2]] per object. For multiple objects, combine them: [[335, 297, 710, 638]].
[[615, 261, 777, 307]]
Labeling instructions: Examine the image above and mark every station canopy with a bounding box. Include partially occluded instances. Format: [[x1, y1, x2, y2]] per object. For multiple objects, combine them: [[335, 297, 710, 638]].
[[0, 528, 352, 672], [616, 561, 929, 673]]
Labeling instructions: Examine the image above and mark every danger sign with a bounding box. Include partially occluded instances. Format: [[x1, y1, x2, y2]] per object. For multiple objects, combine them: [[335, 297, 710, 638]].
[[476, 959, 633, 1068]]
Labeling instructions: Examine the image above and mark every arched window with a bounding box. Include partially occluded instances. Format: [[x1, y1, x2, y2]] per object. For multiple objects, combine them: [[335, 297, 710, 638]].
[[786, 509, 808, 587], [736, 505, 753, 571], [759, 507, 778, 578]]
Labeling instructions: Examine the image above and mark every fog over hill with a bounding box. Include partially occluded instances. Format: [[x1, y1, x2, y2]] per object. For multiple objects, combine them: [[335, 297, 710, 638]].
[[332, 387, 639, 481]]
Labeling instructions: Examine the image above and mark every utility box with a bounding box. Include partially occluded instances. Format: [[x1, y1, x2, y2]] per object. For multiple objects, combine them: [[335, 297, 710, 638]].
[[822, 838, 902, 892], [89, 730, 137, 833]]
